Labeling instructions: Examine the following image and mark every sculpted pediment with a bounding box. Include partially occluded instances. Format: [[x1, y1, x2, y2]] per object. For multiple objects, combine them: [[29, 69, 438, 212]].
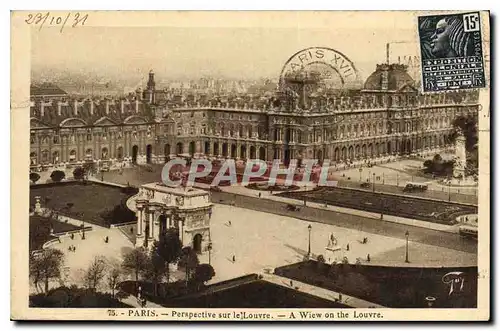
[[59, 117, 88, 127], [123, 115, 148, 125], [94, 116, 118, 126], [30, 117, 51, 129]]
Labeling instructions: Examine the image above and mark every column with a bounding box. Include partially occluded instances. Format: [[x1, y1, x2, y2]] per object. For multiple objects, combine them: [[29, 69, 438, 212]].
[[149, 211, 154, 239], [137, 208, 143, 236]]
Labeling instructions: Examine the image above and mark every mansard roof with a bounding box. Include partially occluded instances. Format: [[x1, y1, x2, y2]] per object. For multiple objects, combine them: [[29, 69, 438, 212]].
[[30, 83, 68, 97], [29, 97, 156, 128]]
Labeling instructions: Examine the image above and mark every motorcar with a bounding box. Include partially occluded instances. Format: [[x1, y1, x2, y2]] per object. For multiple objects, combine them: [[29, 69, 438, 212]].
[[286, 204, 301, 212]]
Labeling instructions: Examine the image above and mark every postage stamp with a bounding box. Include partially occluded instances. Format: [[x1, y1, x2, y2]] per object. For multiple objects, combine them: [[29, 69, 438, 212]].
[[10, 11, 490, 322], [418, 12, 486, 92]]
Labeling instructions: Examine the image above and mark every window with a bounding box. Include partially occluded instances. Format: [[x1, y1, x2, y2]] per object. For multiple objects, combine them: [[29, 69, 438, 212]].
[[30, 134, 35, 144], [53, 135, 60, 144]]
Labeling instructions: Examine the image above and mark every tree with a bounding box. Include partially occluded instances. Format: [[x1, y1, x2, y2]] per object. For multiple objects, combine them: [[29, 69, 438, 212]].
[[73, 167, 85, 180], [107, 267, 122, 298], [29, 249, 65, 294], [193, 264, 215, 290], [156, 228, 182, 286], [178, 246, 199, 286], [433, 154, 443, 163], [84, 256, 107, 292], [50, 170, 66, 183], [121, 247, 149, 284], [30, 172, 41, 184], [143, 241, 167, 297]]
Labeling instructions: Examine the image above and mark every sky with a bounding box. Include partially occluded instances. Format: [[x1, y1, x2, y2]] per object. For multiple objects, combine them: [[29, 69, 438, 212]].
[[30, 12, 421, 84]]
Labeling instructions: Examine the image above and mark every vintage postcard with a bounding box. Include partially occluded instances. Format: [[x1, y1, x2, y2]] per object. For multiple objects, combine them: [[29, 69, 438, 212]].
[[11, 11, 490, 321]]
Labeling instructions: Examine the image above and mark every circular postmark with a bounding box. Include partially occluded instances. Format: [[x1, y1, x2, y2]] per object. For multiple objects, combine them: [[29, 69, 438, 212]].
[[279, 47, 360, 90]]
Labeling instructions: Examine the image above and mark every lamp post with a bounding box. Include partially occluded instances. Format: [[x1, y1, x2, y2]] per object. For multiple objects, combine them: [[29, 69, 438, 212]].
[[405, 230, 409, 263], [307, 224, 312, 258], [372, 173, 376, 192]]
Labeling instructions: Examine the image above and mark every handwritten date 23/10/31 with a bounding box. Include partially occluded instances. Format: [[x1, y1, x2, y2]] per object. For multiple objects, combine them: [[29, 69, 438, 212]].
[[25, 12, 88, 32]]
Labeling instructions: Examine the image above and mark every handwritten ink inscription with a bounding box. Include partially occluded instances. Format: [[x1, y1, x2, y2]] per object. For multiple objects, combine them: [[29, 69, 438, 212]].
[[25, 12, 88, 32]]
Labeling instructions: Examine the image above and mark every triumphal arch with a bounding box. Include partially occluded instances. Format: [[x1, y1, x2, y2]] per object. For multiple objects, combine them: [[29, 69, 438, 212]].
[[132, 183, 213, 253]]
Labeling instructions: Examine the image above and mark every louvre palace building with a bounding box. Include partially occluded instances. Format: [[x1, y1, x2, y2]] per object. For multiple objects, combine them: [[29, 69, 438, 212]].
[[29, 64, 479, 171]]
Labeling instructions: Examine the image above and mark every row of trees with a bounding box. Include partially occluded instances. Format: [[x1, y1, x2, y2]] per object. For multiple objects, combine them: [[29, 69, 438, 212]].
[[29, 228, 215, 303], [121, 228, 215, 296], [29, 162, 98, 184]]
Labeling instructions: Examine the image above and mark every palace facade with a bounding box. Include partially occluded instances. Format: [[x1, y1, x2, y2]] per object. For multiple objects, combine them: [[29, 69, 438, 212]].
[[29, 65, 480, 171]]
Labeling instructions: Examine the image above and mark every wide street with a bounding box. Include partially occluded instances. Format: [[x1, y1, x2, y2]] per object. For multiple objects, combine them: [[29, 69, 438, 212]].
[[210, 190, 477, 254]]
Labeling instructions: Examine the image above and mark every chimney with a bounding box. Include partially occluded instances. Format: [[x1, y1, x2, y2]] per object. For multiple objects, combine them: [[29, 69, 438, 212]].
[[381, 65, 389, 91], [73, 100, 78, 116], [105, 100, 110, 115], [57, 101, 62, 116], [135, 99, 139, 113]]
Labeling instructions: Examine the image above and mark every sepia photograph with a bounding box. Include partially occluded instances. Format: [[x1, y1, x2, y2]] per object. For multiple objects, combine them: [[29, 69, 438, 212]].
[[10, 10, 490, 321]]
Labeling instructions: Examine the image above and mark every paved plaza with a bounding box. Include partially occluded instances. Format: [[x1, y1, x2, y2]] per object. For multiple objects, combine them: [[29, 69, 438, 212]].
[[33, 202, 476, 295]]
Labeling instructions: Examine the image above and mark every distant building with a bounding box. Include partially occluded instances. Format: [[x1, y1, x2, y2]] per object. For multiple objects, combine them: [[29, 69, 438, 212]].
[[29, 64, 479, 171]]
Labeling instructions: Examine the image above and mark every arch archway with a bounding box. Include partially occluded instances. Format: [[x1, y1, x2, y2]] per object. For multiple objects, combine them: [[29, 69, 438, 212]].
[[30, 152, 37, 165], [116, 147, 123, 160], [362, 144, 367, 158], [341, 147, 347, 160], [249, 146, 256, 159], [85, 148, 93, 161], [132, 145, 139, 163], [193, 233, 203, 253], [368, 143, 373, 157], [146, 144, 152, 163], [348, 146, 354, 160], [334, 147, 340, 162], [387, 142, 392, 154], [259, 146, 266, 160], [101, 147, 109, 160], [189, 141, 195, 156], [406, 140, 411, 154], [176, 142, 183, 155], [52, 151, 60, 164], [158, 214, 168, 237], [240, 145, 247, 159], [231, 144, 237, 158], [213, 142, 220, 156], [68, 150, 76, 162], [222, 143, 228, 157], [355, 145, 360, 159], [204, 141, 210, 155], [375, 143, 379, 156]]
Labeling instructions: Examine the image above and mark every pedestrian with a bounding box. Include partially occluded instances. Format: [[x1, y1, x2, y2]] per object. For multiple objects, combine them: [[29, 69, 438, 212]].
[[367, 254, 371, 262], [346, 244, 350, 251], [258, 192, 262, 198], [130, 227, 134, 234], [70, 233, 74, 240], [290, 280, 293, 287], [380, 214, 384, 220], [228, 220, 232, 226], [232, 255, 236, 263], [105, 236, 109, 243]]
